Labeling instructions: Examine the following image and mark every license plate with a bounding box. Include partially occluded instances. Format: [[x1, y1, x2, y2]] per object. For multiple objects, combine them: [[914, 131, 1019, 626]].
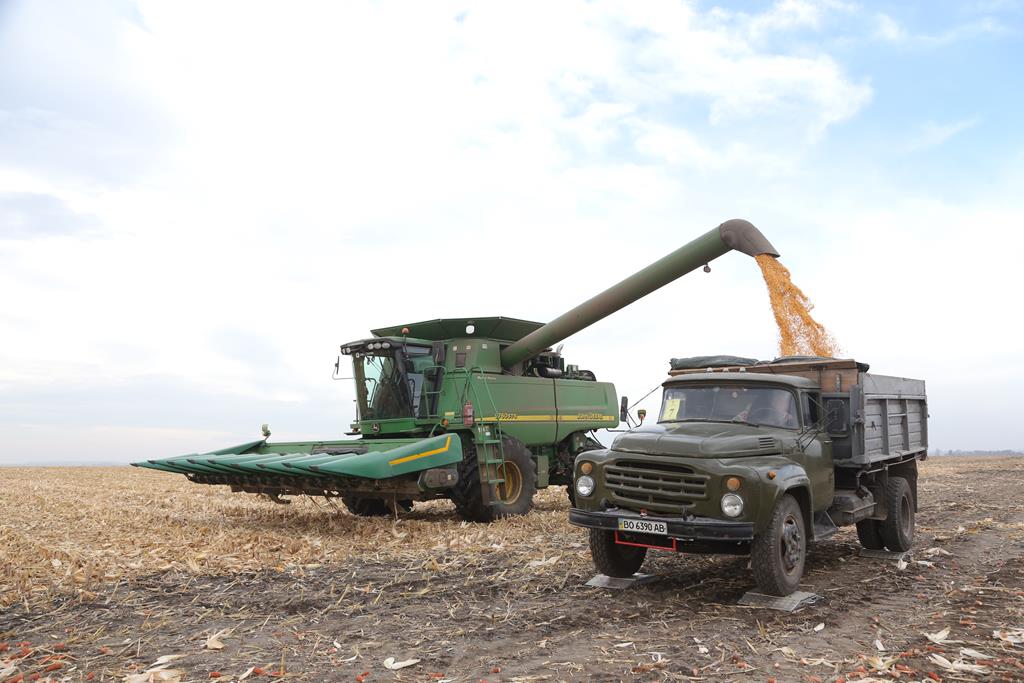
[[618, 518, 668, 535]]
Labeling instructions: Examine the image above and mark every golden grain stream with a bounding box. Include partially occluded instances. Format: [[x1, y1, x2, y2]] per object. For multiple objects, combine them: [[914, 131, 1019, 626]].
[[756, 254, 839, 358]]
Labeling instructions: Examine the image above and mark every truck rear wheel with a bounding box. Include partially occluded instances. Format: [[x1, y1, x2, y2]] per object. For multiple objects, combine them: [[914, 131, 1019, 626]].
[[855, 519, 885, 550], [589, 529, 646, 578], [342, 495, 413, 517], [751, 494, 806, 596], [879, 476, 914, 552], [451, 437, 537, 522]]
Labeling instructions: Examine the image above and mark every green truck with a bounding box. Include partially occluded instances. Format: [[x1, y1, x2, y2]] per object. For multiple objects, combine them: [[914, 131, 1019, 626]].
[[134, 219, 779, 521], [570, 356, 928, 595]]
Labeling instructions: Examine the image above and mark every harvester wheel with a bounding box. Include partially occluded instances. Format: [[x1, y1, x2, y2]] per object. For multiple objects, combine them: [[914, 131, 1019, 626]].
[[451, 436, 536, 522], [589, 529, 646, 577], [342, 495, 413, 517]]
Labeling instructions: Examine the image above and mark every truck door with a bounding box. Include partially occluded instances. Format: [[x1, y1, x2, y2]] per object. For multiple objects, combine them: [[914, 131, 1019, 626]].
[[800, 391, 834, 510]]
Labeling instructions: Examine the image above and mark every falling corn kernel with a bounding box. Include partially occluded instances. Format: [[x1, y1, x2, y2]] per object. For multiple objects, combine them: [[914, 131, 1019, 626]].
[[755, 254, 839, 358]]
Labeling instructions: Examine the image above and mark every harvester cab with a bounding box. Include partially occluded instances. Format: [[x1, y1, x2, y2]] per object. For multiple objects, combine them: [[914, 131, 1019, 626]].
[[135, 219, 779, 522]]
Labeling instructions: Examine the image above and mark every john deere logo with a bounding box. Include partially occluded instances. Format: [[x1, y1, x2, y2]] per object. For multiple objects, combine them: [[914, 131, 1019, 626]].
[[372, 423, 381, 433]]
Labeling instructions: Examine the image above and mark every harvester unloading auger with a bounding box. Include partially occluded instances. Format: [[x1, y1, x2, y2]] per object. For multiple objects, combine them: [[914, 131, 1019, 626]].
[[134, 219, 779, 521]]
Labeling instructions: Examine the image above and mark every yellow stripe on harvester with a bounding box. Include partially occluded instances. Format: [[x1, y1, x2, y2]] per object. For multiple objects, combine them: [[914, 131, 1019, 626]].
[[478, 415, 616, 423], [388, 435, 453, 466]]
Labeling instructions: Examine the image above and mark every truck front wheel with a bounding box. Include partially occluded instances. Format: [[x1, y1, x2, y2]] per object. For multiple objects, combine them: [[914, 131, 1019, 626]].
[[589, 529, 646, 578], [879, 476, 914, 552], [751, 494, 806, 596]]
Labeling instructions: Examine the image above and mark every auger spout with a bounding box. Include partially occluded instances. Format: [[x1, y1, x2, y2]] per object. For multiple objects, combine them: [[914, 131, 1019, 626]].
[[499, 218, 779, 369]]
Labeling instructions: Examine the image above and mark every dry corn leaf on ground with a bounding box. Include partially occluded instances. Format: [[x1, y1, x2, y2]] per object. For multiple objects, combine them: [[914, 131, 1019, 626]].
[[0, 466, 573, 609]]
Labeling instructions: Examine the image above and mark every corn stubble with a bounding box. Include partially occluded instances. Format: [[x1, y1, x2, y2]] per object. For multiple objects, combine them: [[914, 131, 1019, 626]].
[[0, 467, 572, 609], [755, 254, 839, 358]]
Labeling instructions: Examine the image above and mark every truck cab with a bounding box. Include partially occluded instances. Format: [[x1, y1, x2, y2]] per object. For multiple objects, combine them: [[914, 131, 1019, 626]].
[[570, 357, 927, 596]]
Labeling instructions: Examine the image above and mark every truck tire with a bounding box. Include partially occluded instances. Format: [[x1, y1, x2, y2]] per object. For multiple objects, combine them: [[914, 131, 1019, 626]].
[[879, 476, 914, 552], [751, 494, 806, 596], [342, 495, 413, 516], [451, 436, 537, 522], [855, 519, 885, 550], [589, 529, 646, 578]]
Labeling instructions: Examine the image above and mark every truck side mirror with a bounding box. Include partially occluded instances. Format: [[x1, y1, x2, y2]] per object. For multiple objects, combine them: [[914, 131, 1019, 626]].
[[637, 409, 647, 424], [620, 396, 629, 422], [825, 399, 849, 434]]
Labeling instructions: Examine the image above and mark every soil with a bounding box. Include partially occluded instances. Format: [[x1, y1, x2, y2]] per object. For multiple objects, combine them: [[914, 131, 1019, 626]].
[[2, 455, 1022, 682]]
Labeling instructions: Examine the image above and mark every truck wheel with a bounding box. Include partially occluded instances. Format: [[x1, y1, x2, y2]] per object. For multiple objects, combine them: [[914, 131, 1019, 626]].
[[589, 529, 646, 578], [451, 437, 537, 522], [879, 477, 914, 552], [751, 494, 806, 596], [855, 519, 885, 550], [342, 495, 413, 516]]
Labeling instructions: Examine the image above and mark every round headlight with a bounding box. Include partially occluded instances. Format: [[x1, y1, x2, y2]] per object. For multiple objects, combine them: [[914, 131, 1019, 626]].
[[721, 493, 744, 518], [575, 475, 595, 497]]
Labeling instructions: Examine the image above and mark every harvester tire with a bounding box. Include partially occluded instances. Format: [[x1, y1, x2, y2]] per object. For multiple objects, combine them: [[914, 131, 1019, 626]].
[[855, 519, 885, 550], [589, 529, 646, 577], [879, 476, 915, 552], [751, 493, 805, 596], [342, 495, 413, 517], [451, 436, 536, 522]]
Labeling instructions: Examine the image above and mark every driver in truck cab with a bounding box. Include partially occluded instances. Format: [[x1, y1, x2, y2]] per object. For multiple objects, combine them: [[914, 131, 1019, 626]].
[[736, 389, 798, 429]]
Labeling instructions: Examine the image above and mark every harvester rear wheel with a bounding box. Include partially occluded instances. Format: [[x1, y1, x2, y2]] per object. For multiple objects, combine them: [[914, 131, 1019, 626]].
[[342, 495, 413, 517], [451, 436, 536, 522]]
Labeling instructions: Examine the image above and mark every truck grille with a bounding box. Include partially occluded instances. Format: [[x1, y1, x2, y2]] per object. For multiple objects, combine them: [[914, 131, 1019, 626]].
[[603, 460, 709, 514]]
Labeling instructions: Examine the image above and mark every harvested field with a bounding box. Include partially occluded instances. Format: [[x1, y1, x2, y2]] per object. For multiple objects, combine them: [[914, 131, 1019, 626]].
[[2, 456, 1023, 682]]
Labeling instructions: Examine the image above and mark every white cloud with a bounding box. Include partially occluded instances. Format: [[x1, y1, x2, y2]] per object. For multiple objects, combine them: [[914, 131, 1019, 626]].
[[870, 13, 1007, 46], [906, 118, 979, 151], [874, 13, 907, 42]]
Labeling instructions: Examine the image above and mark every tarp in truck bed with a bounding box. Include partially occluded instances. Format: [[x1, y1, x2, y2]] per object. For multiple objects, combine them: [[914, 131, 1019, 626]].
[[669, 355, 759, 370]]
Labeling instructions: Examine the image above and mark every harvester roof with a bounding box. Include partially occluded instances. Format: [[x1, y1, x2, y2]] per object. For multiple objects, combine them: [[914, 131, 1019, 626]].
[[370, 317, 544, 343]]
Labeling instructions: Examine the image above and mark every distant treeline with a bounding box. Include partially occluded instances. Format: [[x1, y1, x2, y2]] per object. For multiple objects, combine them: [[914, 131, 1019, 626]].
[[931, 449, 1023, 456]]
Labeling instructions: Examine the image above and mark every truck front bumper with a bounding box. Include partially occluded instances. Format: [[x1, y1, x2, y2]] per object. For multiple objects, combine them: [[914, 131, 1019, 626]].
[[569, 507, 755, 542]]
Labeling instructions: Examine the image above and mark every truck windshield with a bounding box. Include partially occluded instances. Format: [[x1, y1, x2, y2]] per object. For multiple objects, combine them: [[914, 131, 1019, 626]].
[[659, 384, 799, 430]]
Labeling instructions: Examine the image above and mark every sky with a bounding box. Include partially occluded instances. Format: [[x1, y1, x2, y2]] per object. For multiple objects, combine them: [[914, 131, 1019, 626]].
[[1, 0, 1022, 465]]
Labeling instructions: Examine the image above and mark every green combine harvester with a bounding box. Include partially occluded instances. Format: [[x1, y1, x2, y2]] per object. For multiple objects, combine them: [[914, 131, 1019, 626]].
[[134, 219, 779, 521]]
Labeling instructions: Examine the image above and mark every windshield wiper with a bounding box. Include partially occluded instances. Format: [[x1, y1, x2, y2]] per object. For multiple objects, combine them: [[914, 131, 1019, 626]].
[[669, 418, 760, 427]]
